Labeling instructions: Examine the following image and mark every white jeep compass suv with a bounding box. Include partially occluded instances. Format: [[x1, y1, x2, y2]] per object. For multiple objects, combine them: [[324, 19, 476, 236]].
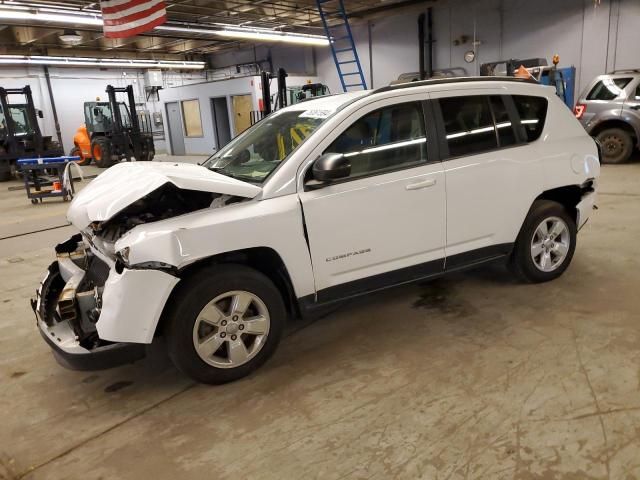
[[33, 78, 600, 384]]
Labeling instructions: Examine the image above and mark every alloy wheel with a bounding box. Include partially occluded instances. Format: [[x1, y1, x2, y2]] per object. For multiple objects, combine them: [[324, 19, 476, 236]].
[[192, 290, 270, 368], [530, 216, 570, 272]]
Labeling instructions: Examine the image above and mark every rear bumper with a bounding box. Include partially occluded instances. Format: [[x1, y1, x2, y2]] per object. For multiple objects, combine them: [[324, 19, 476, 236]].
[[577, 190, 597, 229]]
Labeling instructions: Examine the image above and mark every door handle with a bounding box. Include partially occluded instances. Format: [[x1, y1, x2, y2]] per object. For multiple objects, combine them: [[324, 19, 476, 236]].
[[406, 178, 437, 190], [629, 105, 640, 111]]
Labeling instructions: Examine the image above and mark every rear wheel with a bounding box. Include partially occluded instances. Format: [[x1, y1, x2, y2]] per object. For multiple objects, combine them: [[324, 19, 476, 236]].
[[510, 200, 577, 283], [91, 137, 113, 168], [165, 264, 286, 384], [596, 128, 633, 164], [69, 146, 91, 166]]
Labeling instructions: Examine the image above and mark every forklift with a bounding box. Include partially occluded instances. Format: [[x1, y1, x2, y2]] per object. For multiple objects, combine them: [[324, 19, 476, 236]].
[[74, 84, 154, 168], [0, 86, 63, 181]]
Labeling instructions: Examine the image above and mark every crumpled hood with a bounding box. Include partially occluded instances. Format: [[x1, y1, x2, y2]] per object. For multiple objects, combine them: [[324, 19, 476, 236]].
[[67, 161, 262, 229]]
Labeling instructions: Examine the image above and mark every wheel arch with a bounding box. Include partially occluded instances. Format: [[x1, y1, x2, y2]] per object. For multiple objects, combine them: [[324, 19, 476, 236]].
[[589, 118, 638, 143], [535, 185, 581, 222], [157, 247, 300, 337]]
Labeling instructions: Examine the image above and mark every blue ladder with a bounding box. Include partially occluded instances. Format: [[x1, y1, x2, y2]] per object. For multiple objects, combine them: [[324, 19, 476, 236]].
[[316, 0, 367, 92]]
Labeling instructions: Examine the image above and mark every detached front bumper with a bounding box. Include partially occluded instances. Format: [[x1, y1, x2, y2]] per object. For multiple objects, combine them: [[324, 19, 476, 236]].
[[33, 235, 178, 371]]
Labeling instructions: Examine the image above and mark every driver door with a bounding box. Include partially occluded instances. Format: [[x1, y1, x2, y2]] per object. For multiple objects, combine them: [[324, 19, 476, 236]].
[[297, 98, 446, 302]]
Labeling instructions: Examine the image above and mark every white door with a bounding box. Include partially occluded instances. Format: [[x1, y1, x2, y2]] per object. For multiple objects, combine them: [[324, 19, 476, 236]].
[[298, 99, 446, 301], [429, 90, 543, 265]]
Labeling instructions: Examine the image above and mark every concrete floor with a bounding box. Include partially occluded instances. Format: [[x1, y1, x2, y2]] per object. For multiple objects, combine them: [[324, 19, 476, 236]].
[[1, 157, 640, 479]]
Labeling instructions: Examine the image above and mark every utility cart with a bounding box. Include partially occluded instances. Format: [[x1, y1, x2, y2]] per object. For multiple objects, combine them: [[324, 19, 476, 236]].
[[17, 155, 80, 204]]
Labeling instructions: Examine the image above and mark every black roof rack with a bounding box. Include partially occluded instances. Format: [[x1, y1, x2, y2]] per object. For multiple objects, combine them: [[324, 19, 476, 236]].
[[372, 76, 538, 94], [608, 69, 640, 74]]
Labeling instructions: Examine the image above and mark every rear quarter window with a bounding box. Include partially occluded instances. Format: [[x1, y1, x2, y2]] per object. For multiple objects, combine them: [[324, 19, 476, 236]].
[[586, 78, 632, 101], [512, 95, 548, 142]]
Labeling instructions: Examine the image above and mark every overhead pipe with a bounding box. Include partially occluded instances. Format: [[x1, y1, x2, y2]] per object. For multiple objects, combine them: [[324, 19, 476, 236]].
[[427, 7, 433, 79], [43, 66, 63, 148], [418, 13, 425, 80]]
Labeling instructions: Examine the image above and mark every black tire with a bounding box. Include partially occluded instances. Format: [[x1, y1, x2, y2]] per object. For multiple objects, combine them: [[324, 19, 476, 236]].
[[596, 128, 633, 164], [510, 200, 577, 283], [69, 146, 91, 166], [165, 264, 286, 384], [91, 137, 114, 168], [0, 167, 11, 182]]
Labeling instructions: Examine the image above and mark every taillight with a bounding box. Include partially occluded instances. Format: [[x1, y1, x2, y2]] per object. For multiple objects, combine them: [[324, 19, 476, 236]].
[[574, 103, 586, 119]]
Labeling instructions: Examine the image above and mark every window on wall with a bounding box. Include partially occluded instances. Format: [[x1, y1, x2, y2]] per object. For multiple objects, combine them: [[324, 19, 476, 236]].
[[181, 99, 203, 137], [324, 101, 427, 179], [512, 95, 548, 142], [439, 95, 497, 157]]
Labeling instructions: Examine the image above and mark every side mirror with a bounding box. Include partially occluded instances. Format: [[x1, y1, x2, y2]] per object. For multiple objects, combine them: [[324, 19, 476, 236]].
[[312, 153, 351, 182], [37, 109, 44, 118]]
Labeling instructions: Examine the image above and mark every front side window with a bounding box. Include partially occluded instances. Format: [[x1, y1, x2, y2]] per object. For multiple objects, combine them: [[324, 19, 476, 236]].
[[324, 102, 427, 179], [204, 109, 326, 183], [512, 95, 547, 142], [586, 78, 632, 101], [439, 96, 497, 157], [8, 106, 33, 135]]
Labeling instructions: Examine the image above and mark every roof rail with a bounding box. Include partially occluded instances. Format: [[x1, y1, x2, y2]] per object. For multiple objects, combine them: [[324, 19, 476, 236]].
[[372, 76, 538, 94], [608, 69, 640, 74]]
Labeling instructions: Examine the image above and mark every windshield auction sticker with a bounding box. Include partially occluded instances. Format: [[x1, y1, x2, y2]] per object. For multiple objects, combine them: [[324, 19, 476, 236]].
[[299, 109, 333, 119]]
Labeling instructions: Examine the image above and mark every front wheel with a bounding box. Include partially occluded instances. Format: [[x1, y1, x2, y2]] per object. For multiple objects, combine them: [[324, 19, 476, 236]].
[[165, 264, 286, 384], [91, 137, 114, 168], [510, 200, 577, 283], [70, 146, 91, 166]]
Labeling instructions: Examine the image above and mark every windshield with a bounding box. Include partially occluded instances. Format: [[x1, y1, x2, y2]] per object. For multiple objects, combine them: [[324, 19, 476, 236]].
[[3, 105, 33, 135], [86, 102, 132, 133], [203, 109, 328, 183]]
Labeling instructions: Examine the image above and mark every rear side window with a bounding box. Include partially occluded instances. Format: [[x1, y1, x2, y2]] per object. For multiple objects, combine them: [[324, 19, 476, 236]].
[[512, 95, 547, 142], [586, 78, 632, 101], [490, 96, 517, 147], [439, 96, 497, 157]]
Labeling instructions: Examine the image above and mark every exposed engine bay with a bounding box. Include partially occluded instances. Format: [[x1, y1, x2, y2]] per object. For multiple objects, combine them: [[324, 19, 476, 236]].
[[92, 183, 244, 242]]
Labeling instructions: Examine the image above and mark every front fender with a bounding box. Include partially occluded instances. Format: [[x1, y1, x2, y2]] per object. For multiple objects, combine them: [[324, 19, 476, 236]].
[[115, 195, 316, 299]]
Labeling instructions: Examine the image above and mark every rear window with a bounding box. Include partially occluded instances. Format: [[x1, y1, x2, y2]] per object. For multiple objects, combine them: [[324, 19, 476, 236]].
[[512, 95, 547, 142], [586, 78, 632, 101]]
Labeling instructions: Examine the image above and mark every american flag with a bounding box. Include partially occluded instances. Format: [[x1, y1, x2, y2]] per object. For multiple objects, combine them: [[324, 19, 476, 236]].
[[100, 0, 167, 39]]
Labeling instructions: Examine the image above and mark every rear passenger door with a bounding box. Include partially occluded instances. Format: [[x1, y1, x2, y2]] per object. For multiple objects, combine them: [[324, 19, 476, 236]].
[[430, 90, 546, 267]]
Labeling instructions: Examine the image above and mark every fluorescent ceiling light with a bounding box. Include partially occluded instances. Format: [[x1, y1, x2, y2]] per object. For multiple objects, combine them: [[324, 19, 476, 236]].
[[0, 6, 102, 25], [0, 4, 329, 46], [156, 25, 329, 46], [0, 54, 205, 69], [215, 29, 328, 46]]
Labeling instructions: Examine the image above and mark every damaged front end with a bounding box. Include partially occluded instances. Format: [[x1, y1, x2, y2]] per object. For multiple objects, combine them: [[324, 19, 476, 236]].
[[32, 234, 146, 370], [33, 162, 263, 370]]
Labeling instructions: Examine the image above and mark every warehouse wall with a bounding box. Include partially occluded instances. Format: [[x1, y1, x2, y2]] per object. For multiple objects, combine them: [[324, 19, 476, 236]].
[[159, 74, 320, 155], [315, 0, 640, 100], [0, 66, 207, 153]]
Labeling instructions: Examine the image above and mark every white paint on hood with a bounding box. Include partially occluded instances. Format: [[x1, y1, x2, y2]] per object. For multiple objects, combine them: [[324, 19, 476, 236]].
[[67, 162, 262, 229]]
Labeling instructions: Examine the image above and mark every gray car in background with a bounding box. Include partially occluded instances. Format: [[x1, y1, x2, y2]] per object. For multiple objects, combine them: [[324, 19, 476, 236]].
[[575, 70, 640, 163]]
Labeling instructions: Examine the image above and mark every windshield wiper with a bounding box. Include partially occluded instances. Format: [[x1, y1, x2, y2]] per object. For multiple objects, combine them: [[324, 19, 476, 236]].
[[208, 167, 260, 184]]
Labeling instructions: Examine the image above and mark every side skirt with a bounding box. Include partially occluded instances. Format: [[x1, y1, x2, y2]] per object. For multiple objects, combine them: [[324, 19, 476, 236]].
[[297, 243, 513, 317]]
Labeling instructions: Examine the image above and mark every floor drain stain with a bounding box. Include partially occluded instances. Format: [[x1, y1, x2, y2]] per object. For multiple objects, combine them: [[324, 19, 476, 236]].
[[104, 381, 133, 393]]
